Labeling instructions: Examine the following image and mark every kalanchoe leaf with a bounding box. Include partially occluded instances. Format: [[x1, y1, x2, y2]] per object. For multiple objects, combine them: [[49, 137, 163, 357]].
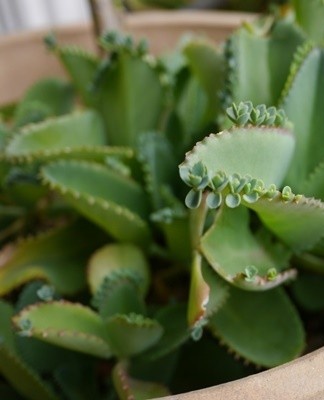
[[185, 189, 202, 209], [200, 206, 293, 291], [264, 106, 277, 125], [225, 193, 241, 208], [245, 195, 324, 252], [242, 191, 259, 203], [267, 268, 278, 281], [87, 244, 150, 296], [244, 265, 259, 282], [36, 285, 55, 302], [13, 301, 113, 358], [105, 313, 163, 357], [209, 287, 305, 367], [0, 221, 105, 296], [210, 171, 228, 191], [206, 192, 222, 209], [179, 126, 295, 189], [281, 186, 295, 202], [112, 362, 170, 400]]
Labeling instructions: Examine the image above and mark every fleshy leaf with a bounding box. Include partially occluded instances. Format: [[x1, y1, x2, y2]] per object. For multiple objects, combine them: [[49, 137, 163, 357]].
[[140, 304, 189, 361], [14, 78, 75, 125], [209, 287, 305, 367], [88, 244, 150, 295], [137, 132, 178, 210], [227, 20, 304, 106], [293, 0, 324, 43], [301, 161, 324, 200], [105, 314, 163, 357], [0, 221, 105, 295], [6, 110, 107, 161], [291, 271, 324, 312], [113, 362, 170, 400], [0, 301, 59, 400], [93, 49, 166, 148], [180, 126, 295, 188], [50, 44, 100, 107], [40, 160, 151, 246], [281, 45, 324, 190], [200, 206, 294, 290], [13, 301, 112, 358], [245, 195, 324, 252]]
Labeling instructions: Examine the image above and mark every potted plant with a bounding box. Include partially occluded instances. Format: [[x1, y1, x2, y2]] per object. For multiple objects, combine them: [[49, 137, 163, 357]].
[[0, 0, 324, 399]]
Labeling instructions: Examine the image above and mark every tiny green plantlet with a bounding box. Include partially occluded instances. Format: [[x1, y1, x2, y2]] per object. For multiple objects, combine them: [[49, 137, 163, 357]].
[[0, 1, 324, 399]]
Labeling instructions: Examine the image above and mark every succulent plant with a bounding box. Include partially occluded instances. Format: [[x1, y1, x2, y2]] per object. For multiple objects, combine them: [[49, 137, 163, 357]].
[[0, 1, 324, 399]]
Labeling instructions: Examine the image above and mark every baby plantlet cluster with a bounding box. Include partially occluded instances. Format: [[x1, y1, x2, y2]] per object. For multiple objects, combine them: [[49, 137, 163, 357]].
[[0, 1, 324, 399]]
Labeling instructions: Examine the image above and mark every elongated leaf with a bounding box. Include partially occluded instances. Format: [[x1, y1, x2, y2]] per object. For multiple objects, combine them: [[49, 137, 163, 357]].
[[105, 314, 163, 357], [0, 221, 104, 296], [137, 132, 177, 210], [6, 110, 107, 161], [301, 161, 324, 200], [209, 287, 305, 367], [13, 301, 112, 358], [228, 20, 304, 106], [183, 39, 225, 119], [95, 52, 165, 147], [40, 160, 151, 246], [180, 127, 295, 188], [201, 206, 293, 290], [281, 45, 324, 190], [54, 45, 100, 107], [293, 0, 324, 43], [246, 195, 324, 252], [0, 301, 59, 400]]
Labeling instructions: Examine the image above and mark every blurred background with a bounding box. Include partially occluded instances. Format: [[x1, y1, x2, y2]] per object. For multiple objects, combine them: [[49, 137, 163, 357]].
[[0, 0, 287, 36], [0, 0, 92, 35]]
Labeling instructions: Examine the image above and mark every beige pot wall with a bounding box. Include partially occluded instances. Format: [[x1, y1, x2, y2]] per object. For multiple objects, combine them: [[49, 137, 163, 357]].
[[0, 15, 324, 400]]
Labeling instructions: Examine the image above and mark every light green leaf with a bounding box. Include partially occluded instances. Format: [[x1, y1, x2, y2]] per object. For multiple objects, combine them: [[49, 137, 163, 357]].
[[6, 110, 107, 161], [293, 0, 324, 43], [281, 45, 324, 190], [200, 206, 294, 290], [180, 127, 295, 187], [0, 221, 104, 296], [40, 160, 151, 246], [209, 287, 305, 367], [105, 314, 163, 357], [246, 195, 324, 252], [13, 301, 112, 358]]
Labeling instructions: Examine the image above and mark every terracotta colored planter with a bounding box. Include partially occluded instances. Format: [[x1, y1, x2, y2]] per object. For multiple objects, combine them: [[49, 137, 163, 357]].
[[0, 19, 323, 400]]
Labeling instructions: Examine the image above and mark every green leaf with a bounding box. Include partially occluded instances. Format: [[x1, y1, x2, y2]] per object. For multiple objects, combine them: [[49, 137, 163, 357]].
[[6, 110, 107, 162], [0, 221, 104, 296], [94, 52, 165, 148], [105, 314, 163, 357], [200, 206, 294, 290], [14, 78, 75, 124], [54, 45, 100, 107], [209, 287, 305, 367], [228, 20, 304, 106], [113, 362, 170, 400], [246, 195, 324, 252], [291, 271, 324, 312], [183, 39, 225, 120], [40, 160, 151, 246], [281, 46, 324, 190], [292, 0, 324, 43], [137, 132, 178, 210], [54, 363, 101, 400], [0, 301, 59, 400], [13, 301, 112, 358], [180, 127, 295, 188], [301, 161, 324, 200], [88, 244, 150, 294], [140, 304, 189, 361]]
